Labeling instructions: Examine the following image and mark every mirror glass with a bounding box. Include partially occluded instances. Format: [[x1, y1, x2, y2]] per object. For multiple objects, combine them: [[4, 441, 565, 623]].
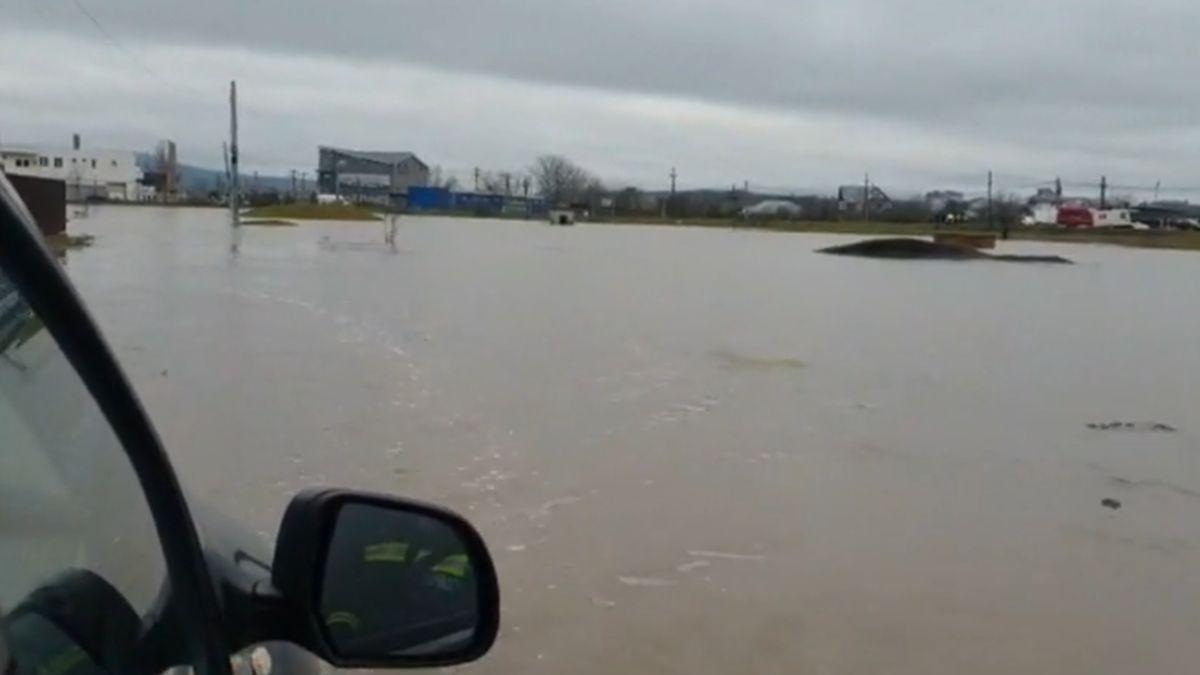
[[319, 502, 480, 660]]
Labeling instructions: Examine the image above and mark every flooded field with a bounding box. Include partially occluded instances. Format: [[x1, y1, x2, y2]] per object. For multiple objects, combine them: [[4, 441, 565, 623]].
[[66, 205, 1200, 674]]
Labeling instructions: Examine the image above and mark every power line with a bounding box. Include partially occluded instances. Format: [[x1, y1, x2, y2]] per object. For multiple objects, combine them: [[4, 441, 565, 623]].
[[65, 0, 211, 104], [67, 0, 164, 86], [1001, 175, 1200, 194], [68, 0, 121, 50]]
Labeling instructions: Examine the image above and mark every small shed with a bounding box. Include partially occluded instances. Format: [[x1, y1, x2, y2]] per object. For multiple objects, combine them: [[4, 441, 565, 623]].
[[548, 209, 575, 225]]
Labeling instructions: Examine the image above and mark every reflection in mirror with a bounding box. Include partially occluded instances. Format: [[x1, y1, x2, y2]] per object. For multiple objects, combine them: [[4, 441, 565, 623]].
[[320, 503, 480, 660], [0, 278, 43, 367]]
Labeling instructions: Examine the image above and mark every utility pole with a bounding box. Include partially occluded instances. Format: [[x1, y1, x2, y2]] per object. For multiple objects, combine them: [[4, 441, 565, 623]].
[[390, 162, 398, 207], [1100, 175, 1107, 209], [473, 167, 481, 192], [743, 179, 749, 193], [663, 167, 678, 220], [1154, 180, 1161, 202], [290, 170, 297, 199], [986, 170, 993, 229], [864, 173, 872, 221], [229, 80, 240, 232], [1055, 176, 1063, 203]]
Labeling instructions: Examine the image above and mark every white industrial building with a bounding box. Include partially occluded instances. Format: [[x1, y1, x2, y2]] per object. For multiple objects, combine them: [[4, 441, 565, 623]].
[[0, 136, 145, 201]]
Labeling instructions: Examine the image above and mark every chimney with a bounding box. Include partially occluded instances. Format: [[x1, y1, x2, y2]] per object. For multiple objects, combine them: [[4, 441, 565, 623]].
[[72, 134, 81, 151]]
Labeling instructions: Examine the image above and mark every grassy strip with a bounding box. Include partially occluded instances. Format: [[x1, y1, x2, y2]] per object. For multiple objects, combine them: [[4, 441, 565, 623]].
[[242, 218, 297, 227], [243, 203, 381, 221], [45, 232, 95, 253]]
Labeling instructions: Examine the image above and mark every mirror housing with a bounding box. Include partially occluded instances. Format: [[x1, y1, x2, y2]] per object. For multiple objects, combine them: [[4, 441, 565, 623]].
[[270, 489, 499, 669]]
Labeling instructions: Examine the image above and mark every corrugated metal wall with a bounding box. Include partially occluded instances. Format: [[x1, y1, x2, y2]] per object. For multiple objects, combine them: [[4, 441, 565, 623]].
[[7, 174, 67, 236]]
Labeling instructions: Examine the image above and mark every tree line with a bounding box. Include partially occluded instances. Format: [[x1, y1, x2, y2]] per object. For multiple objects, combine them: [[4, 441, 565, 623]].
[[434, 154, 1029, 226], [428, 155, 604, 205]]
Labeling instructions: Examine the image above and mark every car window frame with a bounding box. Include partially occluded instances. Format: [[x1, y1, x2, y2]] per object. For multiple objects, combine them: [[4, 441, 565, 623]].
[[0, 176, 234, 675]]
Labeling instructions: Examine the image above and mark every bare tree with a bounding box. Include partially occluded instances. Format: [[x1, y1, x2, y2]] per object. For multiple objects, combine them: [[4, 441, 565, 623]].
[[584, 177, 606, 198], [530, 155, 591, 205], [428, 165, 459, 191], [153, 142, 179, 197], [480, 171, 506, 194], [993, 191, 1025, 237], [583, 177, 607, 211]]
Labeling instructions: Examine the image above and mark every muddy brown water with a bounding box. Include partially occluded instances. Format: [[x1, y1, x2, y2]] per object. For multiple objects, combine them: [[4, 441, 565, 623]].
[[65, 206, 1200, 674]]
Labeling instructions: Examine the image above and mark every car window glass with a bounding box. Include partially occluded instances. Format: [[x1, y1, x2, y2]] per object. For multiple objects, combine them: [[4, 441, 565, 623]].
[[0, 270, 169, 675]]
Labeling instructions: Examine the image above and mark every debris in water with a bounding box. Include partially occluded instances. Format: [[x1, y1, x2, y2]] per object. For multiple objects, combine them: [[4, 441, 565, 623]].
[[1101, 498, 1122, 510], [160, 369, 168, 377], [818, 237, 1072, 264], [507, 544, 527, 552], [1106, 475, 1200, 500], [676, 560, 711, 573], [1087, 421, 1177, 432], [618, 576, 677, 588], [526, 496, 582, 520], [712, 348, 806, 371], [591, 596, 617, 608], [685, 550, 766, 561]]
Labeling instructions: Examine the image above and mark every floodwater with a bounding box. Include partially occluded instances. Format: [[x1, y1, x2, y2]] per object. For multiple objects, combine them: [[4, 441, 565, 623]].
[[65, 205, 1200, 674]]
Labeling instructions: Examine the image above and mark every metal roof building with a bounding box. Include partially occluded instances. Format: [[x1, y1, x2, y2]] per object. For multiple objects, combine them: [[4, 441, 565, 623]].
[[316, 146, 430, 205]]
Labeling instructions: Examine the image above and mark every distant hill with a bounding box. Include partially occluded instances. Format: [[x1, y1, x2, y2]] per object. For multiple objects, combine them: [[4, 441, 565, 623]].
[[135, 154, 293, 194]]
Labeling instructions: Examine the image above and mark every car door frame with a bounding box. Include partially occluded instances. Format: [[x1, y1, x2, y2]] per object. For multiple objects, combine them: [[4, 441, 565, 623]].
[[0, 180, 234, 675]]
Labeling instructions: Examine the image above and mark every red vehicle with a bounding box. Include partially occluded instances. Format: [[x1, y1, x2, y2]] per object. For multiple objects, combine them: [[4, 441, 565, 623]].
[[1057, 206, 1094, 228]]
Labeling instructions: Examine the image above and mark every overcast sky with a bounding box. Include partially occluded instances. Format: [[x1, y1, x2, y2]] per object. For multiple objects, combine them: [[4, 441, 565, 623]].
[[2, 0, 1198, 197]]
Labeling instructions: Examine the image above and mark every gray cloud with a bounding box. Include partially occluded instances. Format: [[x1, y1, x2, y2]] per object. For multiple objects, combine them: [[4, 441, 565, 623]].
[[2, 0, 1198, 196]]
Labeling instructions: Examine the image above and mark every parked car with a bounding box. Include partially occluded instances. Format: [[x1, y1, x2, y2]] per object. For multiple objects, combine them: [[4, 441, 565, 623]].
[[0, 175, 500, 675]]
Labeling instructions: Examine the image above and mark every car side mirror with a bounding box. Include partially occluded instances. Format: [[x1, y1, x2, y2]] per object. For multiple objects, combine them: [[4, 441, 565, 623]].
[[270, 489, 499, 669]]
